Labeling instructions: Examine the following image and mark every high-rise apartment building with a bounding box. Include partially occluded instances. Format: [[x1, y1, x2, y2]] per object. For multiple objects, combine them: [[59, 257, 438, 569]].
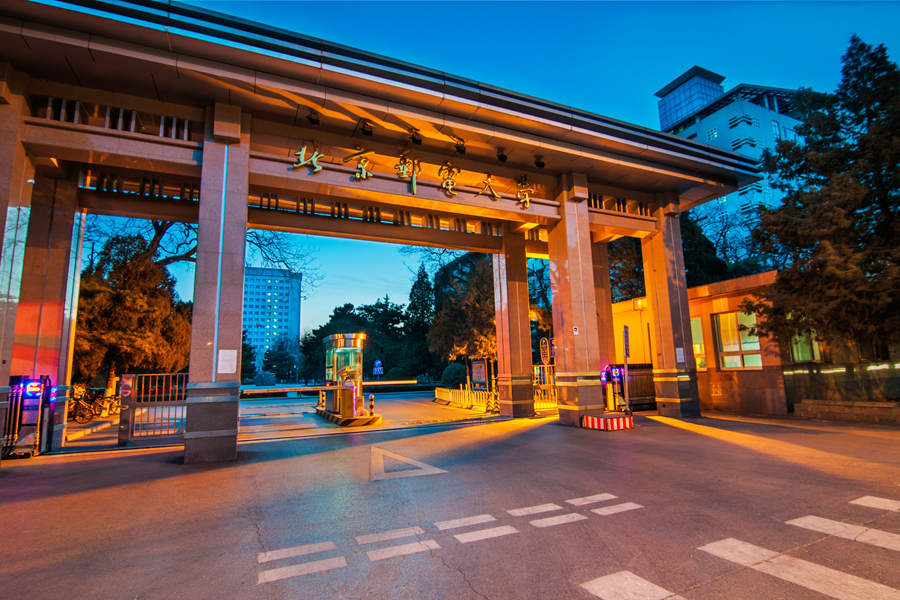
[[655, 66, 801, 261], [242, 267, 302, 364]]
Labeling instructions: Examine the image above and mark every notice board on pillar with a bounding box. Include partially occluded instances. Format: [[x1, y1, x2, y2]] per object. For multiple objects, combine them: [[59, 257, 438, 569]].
[[471, 359, 487, 384]]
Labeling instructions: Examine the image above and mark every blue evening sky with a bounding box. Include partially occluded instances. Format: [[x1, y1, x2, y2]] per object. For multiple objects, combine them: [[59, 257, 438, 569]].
[[169, 1, 900, 330]]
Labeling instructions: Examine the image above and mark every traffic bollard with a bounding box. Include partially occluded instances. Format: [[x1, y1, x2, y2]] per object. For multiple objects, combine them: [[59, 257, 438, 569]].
[[369, 394, 374, 415]]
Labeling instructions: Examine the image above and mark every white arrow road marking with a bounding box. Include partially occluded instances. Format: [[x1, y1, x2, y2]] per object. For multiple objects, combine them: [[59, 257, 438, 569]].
[[580, 571, 687, 600], [258, 557, 347, 584], [700, 538, 900, 600], [370, 447, 448, 481], [787, 515, 900, 552]]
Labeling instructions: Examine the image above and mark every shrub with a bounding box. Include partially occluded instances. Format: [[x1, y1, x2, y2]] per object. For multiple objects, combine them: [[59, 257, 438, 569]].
[[385, 366, 409, 381], [441, 363, 467, 388], [253, 371, 276, 386]]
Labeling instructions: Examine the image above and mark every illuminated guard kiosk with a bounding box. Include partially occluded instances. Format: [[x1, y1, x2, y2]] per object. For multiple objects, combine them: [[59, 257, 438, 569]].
[[315, 334, 382, 426]]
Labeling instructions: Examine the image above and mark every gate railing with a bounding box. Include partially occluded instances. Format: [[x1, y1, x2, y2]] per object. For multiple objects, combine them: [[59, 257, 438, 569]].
[[118, 373, 188, 445], [434, 387, 498, 413], [533, 365, 557, 410]]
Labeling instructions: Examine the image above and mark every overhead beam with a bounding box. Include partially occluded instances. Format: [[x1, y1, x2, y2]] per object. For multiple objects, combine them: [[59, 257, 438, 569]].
[[248, 207, 503, 253]]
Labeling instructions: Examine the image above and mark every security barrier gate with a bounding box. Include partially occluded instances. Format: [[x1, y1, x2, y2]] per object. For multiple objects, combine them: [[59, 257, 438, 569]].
[[118, 373, 188, 445]]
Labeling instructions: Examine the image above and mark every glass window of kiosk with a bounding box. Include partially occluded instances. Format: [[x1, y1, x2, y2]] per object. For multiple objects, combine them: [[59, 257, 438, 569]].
[[690, 317, 707, 369], [714, 311, 762, 369], [334, 348, 362, 381]]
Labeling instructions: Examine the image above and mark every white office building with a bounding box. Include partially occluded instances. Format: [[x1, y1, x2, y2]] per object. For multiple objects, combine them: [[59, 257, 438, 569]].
[[655, 66, 801, 261], [242, 267, 302, 364]]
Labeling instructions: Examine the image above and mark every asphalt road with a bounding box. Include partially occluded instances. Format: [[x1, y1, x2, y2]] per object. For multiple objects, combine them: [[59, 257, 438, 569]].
[[1, 413, 898, 599]]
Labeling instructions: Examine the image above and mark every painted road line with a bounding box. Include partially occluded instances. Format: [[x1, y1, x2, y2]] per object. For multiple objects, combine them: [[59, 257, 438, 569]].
[[366, 540, 439, 561], [434, 514, 496, 531], [355, 526, 425, 545], [258, 557, 347, 584], [566, 493, 618, 506], [700, 538, 900, 600], [258, 541, 337, 563], [580, 571, 688, 600], [454, 525, 519, 544], [787, 515, 900, 552], [850, 496, 900, 511], [592, 502, 644, 516], [507, 503, 563, 517], [530, 513, 588, 528]]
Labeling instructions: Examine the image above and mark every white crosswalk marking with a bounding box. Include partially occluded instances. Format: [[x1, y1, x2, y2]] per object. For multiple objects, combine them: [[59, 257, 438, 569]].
[[258, 557, 347, 584], [434, 514, 496, 531], [700, 538, 900, 600], [566, 493, 618, 506], [788, 515, 900, 552], [258, 540, 337, 563], [454, 525, 519, 543], [355, 526, 425, 545], [530, 513, 588, 528], [592, 502, 643, 516], [850, 496, 900, 511], [366, 540, 439, 561], [580, 571, 687, 600], [507, 503, 562, 516]]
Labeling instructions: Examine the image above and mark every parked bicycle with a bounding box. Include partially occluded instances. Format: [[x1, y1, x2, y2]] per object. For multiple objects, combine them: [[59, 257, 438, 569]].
[[67, 388, 120, 424]]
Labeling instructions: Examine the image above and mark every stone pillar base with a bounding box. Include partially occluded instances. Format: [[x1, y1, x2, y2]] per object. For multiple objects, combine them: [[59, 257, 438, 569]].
[[185, 382, 240, 463], [653, 370, 700, 418], [556, 371, 605, 427], [497, 373, 534, 418], [656, 398, 701, 418]]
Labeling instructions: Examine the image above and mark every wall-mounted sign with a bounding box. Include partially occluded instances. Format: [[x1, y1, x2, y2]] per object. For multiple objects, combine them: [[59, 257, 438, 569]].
[[539, 338, 550, 365]]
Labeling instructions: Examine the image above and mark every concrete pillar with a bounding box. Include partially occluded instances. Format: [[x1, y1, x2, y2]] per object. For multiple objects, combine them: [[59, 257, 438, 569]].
[[184, 104, 250, 463], [641, 191, 700, 417], [592, 243, 617, 364], [0, 64, 33, 464], [9, 175, 80, 449], [548, 174, 605, 426], [492, 222, 534, 417]]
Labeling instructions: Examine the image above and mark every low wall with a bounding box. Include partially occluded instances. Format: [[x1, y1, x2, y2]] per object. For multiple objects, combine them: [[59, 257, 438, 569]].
[[783, 363, 900, 408], [795, 399, 900, 425]]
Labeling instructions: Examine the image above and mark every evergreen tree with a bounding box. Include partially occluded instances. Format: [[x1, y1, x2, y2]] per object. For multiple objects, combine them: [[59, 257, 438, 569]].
[[744, 36, 900, 346], [262, 339, 297, 382], [404, 265, 437, 377], [240, 329, 257, 382], [429, 253, 496, 360], [73, 235, 192, 387]]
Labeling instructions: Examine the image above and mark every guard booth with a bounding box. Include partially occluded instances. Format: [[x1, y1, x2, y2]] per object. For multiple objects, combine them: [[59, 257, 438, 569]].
[[315, 333, 382, 426]]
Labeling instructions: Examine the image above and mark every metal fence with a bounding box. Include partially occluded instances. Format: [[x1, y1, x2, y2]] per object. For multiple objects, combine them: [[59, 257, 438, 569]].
[[434, 387, 498, 413], [533, 365, 557, 410], [118, 373, 188, 445]]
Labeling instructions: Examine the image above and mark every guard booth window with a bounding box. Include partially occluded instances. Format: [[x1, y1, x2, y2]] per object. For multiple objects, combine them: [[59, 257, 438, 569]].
[[715, 311, 762, 369]]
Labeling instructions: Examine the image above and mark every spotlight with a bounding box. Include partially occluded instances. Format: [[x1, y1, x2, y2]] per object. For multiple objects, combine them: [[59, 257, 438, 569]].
[[497, 149, 508, 163], [410, 130, 422, 145], [454, 142, 466, 155], [534, 157, 545, 169], [306, 111, 320, 126], [361, 121, 373, 136]]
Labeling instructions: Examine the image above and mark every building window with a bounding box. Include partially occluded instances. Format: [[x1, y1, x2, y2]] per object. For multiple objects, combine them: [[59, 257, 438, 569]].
[[714, 311, 762, 369], [772, 120, 781, 138], [691, 316, 706, 369], [791, 331, 821, 362]]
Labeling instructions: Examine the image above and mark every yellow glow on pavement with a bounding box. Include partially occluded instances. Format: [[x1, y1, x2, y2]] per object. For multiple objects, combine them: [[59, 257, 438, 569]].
[[648, 416, 900, 485]]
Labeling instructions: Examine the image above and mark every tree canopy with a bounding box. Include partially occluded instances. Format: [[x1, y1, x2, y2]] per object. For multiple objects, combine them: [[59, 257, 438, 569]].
[[429, 253, 496, 361], [73, 235, 192, 386], [743, 36, 900, 346]]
